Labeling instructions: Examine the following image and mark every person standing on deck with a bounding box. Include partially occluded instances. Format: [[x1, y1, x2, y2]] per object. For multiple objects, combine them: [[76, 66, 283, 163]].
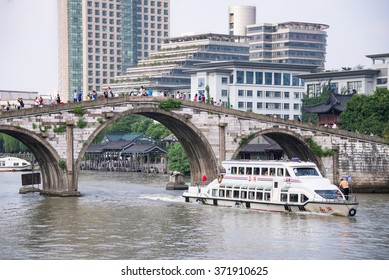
[[339, 178, 349, 200]]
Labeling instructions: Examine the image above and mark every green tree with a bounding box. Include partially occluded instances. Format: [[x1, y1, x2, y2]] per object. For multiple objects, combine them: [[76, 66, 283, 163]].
[[340, 88, 389, 138], [145, 122, 171, 143], [0, 134, 28, 153], [167, 143, 190, 174], [205, 85, 211, 104]]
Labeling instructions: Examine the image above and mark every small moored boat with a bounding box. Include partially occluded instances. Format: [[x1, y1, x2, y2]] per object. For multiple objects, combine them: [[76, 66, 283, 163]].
[[0, 156, 32, 172], [183, 159, 358, 217]]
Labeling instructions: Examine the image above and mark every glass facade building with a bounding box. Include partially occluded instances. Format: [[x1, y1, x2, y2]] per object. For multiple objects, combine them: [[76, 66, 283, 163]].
[[58, 0, 170, 102]]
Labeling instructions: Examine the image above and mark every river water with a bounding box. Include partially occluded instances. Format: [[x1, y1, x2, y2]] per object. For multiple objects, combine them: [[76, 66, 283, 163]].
[[0, 171, 388, 260]]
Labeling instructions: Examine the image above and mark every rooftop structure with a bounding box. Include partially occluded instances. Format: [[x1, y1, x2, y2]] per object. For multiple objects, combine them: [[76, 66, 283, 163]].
[[228, 5, 256, 39]]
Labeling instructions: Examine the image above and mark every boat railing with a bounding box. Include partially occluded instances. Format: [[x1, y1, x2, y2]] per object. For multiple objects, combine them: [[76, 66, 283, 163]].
[[313, 194, 357, 203]]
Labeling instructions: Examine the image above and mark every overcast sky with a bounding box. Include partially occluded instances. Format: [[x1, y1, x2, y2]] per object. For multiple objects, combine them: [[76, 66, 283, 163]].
[[0, 0, 388, 95]]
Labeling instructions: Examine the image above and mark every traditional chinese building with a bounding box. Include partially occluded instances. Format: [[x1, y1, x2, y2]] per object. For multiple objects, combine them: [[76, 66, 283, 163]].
[[302, 92, 353, 126]]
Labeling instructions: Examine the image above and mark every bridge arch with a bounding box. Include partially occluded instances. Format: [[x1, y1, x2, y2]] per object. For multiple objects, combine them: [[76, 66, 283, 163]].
[[74, 107, 219, 189], [0, 125, 71, 195], [231, 128, 324, 171]]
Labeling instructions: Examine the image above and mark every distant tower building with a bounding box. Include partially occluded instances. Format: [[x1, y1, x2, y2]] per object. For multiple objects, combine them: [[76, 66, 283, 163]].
[[228, 5, 256, 38], [58, 0, 170, 102], [247, 21, 329, 71]]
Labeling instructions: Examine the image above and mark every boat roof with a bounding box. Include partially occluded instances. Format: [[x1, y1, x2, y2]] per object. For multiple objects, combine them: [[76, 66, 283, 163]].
[[222, 160, 317, 168], [0, 156, 30, 162]]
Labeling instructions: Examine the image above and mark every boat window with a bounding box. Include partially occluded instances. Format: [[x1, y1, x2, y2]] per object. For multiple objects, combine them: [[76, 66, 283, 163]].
[[219, 189, 225, 197], [293, 168, 320, 176], [226, 190, 232, 198], [264, 192, 271, 201], [249, 186, 256, 190], [277, 168, 284, 176], [219, 185, 225, 188], [233, 190, 240, 198], [289, 194, 299, 202], [212, 189, 218, 197], [13, 163, 19, 166], [253, 167, 260, 175], [238, 167, 244, 175], [261, 167, 268, 176], [0, 161, 5, 166], [285, 169, 291, 177], [246, 167, 252, 175], [248, 191, 255, 200], [300, 194, 309, 203], [315, 190, 338, 199], [22, 163, 27, 166], [241, 191, 247, 199], [256, 192, 263, 200], [269, 168, 276, 176], [231, 167, 237, 174], [281, 193, 288, 202], [256, 187, 263, 191]]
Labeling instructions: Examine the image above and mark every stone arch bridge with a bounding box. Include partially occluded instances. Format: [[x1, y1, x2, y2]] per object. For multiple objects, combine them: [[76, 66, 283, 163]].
[[0, 96, 388, 196]]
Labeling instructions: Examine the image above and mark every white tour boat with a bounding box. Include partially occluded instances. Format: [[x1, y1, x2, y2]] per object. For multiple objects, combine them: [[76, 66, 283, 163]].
[[0, 156, 32, 172], [183, 159, 358, 217]]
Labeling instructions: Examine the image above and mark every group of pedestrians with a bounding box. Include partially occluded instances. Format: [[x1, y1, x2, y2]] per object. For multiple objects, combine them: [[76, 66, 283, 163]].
[[3, 97, 25, 111]]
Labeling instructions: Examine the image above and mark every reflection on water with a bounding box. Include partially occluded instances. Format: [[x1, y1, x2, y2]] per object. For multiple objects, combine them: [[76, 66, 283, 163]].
[[0, 171, 388, 260]]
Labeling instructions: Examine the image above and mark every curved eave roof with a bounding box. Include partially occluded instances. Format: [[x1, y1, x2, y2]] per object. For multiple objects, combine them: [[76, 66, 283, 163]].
[[303, 93, 353, 113]]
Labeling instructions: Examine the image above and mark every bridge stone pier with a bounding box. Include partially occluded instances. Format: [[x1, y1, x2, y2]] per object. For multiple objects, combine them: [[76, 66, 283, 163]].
[[0, 96, 388, 196]]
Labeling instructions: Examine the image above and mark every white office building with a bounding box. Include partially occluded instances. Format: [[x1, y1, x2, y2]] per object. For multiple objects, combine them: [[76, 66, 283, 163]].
[[108, 33, 249, 94], [299, 53, 389, 97], [189, 61, 315, 120]]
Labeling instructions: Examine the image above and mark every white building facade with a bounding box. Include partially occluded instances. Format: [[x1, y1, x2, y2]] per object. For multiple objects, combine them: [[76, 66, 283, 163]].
[[189, 61, 315, 120], [108, 33, 250, 95], [299, 53, 389, 97], [247, 21, 328, 71]]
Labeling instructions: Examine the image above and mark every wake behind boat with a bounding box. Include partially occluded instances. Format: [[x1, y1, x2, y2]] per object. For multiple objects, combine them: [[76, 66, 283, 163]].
[[0, 156, 32, 172], [183, 159, 358, 217]]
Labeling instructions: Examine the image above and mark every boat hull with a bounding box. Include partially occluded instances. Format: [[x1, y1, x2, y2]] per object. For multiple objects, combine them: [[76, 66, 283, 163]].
[[183, 195, 358, 217]]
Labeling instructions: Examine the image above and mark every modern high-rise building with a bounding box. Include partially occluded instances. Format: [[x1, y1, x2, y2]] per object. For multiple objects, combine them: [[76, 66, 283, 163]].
[[228, 5, 328, 71], [247, 21, 328, 70], [108, 33, 250, 94], [58, 0, 170, 102]]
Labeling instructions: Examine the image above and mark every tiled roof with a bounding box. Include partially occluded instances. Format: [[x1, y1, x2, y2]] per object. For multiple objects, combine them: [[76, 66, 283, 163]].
[[303, 93, 353, 114]]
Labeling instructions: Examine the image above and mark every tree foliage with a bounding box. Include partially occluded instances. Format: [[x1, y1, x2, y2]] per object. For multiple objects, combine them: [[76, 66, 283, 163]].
[[167, 142, 190, 174], [0, 134, 28, 153], [94, 115, 171, 144], [340, 88, 389, 138]]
